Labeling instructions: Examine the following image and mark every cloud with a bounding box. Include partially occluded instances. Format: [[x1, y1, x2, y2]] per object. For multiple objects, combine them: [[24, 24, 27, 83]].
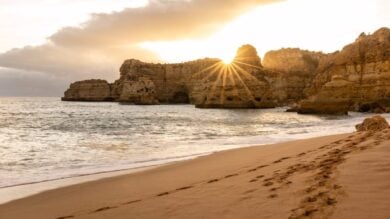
[[0, 68, 69, 97], [0, 0, 275, 95]]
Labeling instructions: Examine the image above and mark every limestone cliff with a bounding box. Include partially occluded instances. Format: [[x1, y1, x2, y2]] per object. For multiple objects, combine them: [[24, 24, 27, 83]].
[[62, 27, 390, 113], [192, 45, 274, 108], [263, 48, 325, 104], [297, 75, 354, 115], [63, 44, 276, 108], [297, 27, 390, 114], [116, 58, 219, 105]]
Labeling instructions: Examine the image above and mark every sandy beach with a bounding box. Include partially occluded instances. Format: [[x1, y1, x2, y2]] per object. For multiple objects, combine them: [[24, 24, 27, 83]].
[[0, 0, 388, 218], [0, 126, 389, 219]]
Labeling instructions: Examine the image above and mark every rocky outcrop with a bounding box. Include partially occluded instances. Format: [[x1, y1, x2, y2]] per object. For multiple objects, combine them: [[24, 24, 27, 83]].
[[114, 58, 220, 104], [63, 44, 275, 108], [118, 77, 159, 104], [263, 48, 325, 104], [297, 27, 390, 114], [263, 48, 323, 73], [192, 44, 274, 108], [61, 79, 114, 101], [356, 115, 389, 132], [234, 44, 262, 67], [62, 27, 390, 112], [297, 75, 354, 115]]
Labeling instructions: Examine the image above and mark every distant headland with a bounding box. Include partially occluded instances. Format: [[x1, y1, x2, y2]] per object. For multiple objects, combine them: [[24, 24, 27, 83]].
[[62, 27, 390, 115]]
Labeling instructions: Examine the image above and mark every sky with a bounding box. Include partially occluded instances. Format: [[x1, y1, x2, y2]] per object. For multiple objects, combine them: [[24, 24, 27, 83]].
[[0, 0, 388, 96]]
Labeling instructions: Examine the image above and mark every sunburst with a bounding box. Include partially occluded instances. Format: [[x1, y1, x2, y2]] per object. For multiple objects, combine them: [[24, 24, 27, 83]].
[[190, 57, 264, 107]]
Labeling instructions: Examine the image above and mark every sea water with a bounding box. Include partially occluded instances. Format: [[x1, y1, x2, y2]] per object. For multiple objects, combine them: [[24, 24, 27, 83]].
[[1, 97, 388, 189]]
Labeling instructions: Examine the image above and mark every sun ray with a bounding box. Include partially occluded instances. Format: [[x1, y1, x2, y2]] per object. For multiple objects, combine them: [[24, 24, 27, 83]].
[[220, 66, 228, 105], [199, 63, 224, 83], [230, 64, 256, 102], [205, 68, 224, 105], [232, 60, 263, 70], [190, 61, 221, 79], [231, 62, 263, 84], [227, 65, 239, 97]]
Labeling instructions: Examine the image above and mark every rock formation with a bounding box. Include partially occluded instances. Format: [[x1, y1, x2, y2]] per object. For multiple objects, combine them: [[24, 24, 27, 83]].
[[263, 48, 325, 104], [297, 27, 390, 114], [193, 44, 274, 108], [118, 77, 159, 105], [62, 27, 390, 113], [234, 44, 263, 67], [62, 79, 114, 101], [297, 75, 354, 115], [63, 45, 275, 108], [356, 115, 389, 132], [114, 58, 220, 104]]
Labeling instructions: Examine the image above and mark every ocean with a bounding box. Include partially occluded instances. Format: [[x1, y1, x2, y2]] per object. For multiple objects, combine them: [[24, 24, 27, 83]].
[[1, 97, 388, 189]]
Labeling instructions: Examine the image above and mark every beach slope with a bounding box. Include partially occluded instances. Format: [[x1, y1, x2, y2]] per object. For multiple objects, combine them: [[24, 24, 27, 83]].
[[1, 129, 390, 218]]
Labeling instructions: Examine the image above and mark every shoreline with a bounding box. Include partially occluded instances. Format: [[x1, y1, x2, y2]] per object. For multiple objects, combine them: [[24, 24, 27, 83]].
[[0, 165, 163, 205], [2, 130, 390, 218], [0, 130, 355, 204], [0, 130, 353, 205], [3, 98, 389, 199]]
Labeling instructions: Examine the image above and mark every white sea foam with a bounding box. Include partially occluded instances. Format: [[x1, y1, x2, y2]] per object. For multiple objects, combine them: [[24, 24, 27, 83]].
[[0, 97, 388, 190]]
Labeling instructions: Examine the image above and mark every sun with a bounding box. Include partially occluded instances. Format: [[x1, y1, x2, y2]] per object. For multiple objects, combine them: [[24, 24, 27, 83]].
[[221, 55, 235, 65]]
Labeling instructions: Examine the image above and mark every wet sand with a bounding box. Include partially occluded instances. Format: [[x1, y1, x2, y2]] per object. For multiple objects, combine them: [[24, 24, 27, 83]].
[[1, 129, 390, 219]]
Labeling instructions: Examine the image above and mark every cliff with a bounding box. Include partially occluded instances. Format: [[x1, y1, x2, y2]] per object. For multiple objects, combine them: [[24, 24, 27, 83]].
[[63, 45, 276, 108], [297, 27, 390, 114], [263, 48, 325, 104], [62, 27, 390, 113]]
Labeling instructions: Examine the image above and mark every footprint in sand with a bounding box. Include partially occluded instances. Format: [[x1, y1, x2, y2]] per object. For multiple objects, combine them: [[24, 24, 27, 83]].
[[207, 179, 219, 183], [243, 189, 257, 194], [333, 140, 343, 144], [57, 216, 74, 219], [247, 168, 258, 172], [268, 194, 278, 198], [273, 157, 290, 164], [326, 197, 337, 205], [263, 181, 274, 187], [156, 192, 171, 197], [257, 164, 269, 169], [359, 146, 369, 150], [176, 186, 193, 191], [122, 199, 142, 205], [92, 206, 118, 213], [224, 173, 239, 178]]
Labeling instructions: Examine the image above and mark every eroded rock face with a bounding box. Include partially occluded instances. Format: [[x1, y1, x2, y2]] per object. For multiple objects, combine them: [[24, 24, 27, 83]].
[[234, 44, 262, 67], [62, 27, 390, 112], [297, 27, 390, 114], [94, 45, 274, 108], [297, 75, 354, 115], [118, 77, 159, 105], [61, 79, 113, 101], [192, 45, 274, 108], [263, 48, 323, 73], [263, 48, 325, 104], [356, 115, 389, 132], [117, 58, 219, 105]]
